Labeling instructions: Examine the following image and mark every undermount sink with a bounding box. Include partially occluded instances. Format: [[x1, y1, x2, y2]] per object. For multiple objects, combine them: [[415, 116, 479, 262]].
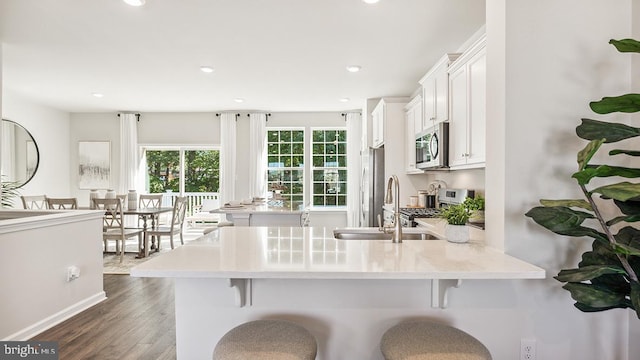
[[333, 227, 441, 241]]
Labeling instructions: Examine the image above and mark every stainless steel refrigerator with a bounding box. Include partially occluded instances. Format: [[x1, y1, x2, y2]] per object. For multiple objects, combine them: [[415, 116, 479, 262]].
[[360, 147, 385, 227]]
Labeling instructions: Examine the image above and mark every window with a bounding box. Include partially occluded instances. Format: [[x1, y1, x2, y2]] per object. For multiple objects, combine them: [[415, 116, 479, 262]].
[[265, 127, 347, 208], [267, 129, 305, 205], [144, 148, 219, 193], [312, 129, 347, 206]]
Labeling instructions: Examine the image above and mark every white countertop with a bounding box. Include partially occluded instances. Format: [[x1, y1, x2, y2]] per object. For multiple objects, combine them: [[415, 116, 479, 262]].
[[131, 226, 544, 280], [211, 203, 306, 214]]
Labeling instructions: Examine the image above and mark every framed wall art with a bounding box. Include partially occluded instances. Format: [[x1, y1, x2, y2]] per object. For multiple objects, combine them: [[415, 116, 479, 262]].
[[78, 141, 110, 189]]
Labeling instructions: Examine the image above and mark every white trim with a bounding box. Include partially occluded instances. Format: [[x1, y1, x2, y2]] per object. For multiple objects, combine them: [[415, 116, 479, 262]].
[[2, 291, 107, 341]]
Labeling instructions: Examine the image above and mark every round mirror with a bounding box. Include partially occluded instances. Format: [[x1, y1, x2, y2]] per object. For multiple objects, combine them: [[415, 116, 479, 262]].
[[1, 119, 40, 189]]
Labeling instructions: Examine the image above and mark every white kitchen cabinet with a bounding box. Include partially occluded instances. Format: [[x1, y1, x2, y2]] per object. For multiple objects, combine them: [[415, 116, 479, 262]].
[[448, 35, 486, 169], [371, 98, 407, 149], [371, 100, 384, 148], [418, 53, 460, 132], [404, 94, 423, 174]]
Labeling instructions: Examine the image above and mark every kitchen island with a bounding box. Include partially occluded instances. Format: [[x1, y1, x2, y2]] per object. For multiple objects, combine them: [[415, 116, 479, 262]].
[[131, 226, 544, 359], [211, 201, 308, 226]]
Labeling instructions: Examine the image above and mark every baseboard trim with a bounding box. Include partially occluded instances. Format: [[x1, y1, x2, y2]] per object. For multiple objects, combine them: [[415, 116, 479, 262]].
[[2, 291, 107, 341]]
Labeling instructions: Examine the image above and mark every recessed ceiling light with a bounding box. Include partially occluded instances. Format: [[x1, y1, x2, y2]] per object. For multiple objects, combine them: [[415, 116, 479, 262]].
[[340, 98, 350, 102], [362, 0, 380, 3], [234, 98, 244, 103], [346, 65, 362, 73], [200, 66, 214, 73], [92, 93, 104, 98], [123, 0, 146, 6]]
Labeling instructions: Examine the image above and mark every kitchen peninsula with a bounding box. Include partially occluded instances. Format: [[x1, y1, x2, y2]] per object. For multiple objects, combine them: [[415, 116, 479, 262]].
[[131, 226, 544, 359]]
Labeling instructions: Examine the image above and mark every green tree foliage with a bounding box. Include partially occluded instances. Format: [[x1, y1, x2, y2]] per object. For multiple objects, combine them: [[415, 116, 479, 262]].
[[146, 150, 219, 193]]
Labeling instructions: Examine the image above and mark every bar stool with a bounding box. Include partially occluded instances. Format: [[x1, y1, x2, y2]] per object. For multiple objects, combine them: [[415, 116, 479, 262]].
[[213, 319, 317, 360], [380, 321, 492, 360]]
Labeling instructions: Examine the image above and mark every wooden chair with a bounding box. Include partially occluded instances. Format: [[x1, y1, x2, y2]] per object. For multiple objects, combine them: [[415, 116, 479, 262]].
[[93, 198, 144, 263], [142, 196, 187, 257], [21, 195, 48, 209], [138, 193, 164, 247], [46, 197, 78, 209], [139, 194, 163, 209]]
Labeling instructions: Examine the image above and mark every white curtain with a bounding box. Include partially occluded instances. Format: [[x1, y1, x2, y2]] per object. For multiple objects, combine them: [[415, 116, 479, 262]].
[[219, 113, 237, 204], [118, 113, 138, 194], [248, 113, 267, 199], [346, 112, 362, 227]]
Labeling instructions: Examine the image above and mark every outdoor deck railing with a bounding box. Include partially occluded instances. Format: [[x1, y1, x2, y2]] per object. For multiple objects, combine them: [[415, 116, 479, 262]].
[[155, 191, 220, 217]]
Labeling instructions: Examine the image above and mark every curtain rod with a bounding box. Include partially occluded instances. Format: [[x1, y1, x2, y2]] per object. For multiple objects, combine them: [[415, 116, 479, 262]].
[[246, 113, 271, 117], [117, 113, 141, 121]]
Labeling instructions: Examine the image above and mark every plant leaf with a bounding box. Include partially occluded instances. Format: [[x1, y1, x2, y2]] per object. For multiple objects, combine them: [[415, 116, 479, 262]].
[[563, 283, 628, 308], [610, 38, 640, 53], [614, 199, 640, 215], [525, 206, 607, 243], [573, 165, 640, 186], [555, 265, 626, 282], [591, 182, 640, 201], [574, 302, 630, 312], [540, 199, 592, 211], [590, 94, 640, 114], [576, 118, 640, 142], [607, 214, 640, 226], [577, 139, 604, 170], [611, 242, 640, 256], [610, 149, 640, 156]]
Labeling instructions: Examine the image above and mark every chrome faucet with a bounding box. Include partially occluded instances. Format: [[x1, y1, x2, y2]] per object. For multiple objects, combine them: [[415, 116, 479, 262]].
[[382, 175, 403, 243]]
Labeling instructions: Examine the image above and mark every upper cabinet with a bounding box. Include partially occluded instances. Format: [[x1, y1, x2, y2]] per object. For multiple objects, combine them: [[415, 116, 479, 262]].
[[418, 53, 460, 132], [404, 95, 423, 174], [371, 100, 385, 148], [448, 34, 486, 169], [371, 97, 408, 149]]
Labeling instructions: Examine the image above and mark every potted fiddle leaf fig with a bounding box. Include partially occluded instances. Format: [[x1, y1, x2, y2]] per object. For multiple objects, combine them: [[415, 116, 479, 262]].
[[525, 38, 640, 318]]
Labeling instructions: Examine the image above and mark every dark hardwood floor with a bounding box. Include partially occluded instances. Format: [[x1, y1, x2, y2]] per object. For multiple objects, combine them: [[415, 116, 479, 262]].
[[31, 275, 176, 360]]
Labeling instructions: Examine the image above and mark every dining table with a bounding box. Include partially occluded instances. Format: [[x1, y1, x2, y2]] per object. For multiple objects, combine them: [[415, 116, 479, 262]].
[[122, 206, 173, 257]]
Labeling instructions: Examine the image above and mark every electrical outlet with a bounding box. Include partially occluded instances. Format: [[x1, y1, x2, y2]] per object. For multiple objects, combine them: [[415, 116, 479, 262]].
[[520, 338, 536, 360], [66, 266, 80, 282]]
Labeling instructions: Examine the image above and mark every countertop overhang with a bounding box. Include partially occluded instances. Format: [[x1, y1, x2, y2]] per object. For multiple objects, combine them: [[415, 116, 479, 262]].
[[131, 226, 544, 280], [131, 226, 544, 308]]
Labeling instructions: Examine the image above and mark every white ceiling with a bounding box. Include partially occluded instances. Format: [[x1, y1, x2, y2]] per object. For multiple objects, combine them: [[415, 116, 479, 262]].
[[0, 0, 485, 113]]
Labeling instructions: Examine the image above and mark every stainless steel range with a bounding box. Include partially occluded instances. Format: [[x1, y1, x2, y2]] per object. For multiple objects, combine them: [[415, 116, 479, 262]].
[[398, 188, 475, 227]]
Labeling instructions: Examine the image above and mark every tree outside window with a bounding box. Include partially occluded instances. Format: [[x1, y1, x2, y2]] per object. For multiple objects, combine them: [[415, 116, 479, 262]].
[[312, 129, 347, 206], [145, 149, 219, 194], [267, 129, 304, 205]]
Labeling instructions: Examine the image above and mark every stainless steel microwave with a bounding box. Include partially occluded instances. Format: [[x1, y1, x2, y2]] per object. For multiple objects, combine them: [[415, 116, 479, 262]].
[[416, 122, 449, 170]]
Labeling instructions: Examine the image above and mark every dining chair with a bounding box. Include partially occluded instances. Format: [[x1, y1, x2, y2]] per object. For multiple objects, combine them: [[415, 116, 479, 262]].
[[139, 194, 163, 209], [116, 194, 128, 208], [142, 196, 187, 257], [21, 195, 48, 209], [93, 198, 144, 263], [46, 197, 78, 209]]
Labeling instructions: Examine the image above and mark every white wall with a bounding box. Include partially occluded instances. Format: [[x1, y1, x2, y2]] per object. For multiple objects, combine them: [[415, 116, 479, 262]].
[[0, 212, 105, 340], [485, 0, 633, 359], [2, 90, 71, 204]]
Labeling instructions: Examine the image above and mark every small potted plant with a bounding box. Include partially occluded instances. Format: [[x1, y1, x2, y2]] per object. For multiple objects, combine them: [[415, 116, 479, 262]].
[[463, 195, 485, 223], [439, 203, 472, 243]]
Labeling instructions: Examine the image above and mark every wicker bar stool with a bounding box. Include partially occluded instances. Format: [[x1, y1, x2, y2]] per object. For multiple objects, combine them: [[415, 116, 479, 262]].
[[213, 319, 317, 360], [381, 321, 492, 360]]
